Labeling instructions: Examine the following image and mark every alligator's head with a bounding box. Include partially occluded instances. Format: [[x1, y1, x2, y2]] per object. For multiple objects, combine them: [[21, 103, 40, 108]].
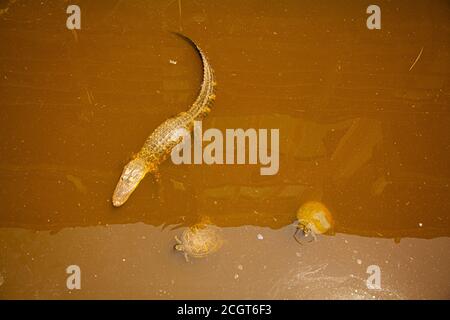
[[112, 158, 148, 207]]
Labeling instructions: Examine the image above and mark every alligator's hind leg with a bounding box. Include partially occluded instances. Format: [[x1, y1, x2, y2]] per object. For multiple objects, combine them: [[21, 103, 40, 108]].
[[197, 106, 211, 119], [196, 94, 215, 119]]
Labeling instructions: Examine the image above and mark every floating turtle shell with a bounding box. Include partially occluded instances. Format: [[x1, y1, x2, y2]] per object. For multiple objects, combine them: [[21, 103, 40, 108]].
[[174, 224, 223, 262], [294, 201, 334, 244]]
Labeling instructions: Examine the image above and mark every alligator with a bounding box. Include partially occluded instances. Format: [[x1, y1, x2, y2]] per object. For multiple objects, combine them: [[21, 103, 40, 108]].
[[112, 32, 216, 207]]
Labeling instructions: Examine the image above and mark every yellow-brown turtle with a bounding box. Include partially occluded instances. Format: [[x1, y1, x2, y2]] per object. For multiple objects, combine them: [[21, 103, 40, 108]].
[[174, 224, 223, 262], [294, 201, 334, 244]]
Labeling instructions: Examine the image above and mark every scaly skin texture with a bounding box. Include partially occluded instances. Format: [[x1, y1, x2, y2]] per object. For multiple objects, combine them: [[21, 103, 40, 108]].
[[112, 33, 216, 207]]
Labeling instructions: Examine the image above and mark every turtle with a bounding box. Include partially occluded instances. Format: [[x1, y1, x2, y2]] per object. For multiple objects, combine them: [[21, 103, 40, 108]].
[[294, 201, 334, 244], [174, 224, 223, 262]]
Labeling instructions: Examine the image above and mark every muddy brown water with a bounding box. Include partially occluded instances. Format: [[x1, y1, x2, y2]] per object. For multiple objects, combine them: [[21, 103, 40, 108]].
[[0, 0, 449, 299]]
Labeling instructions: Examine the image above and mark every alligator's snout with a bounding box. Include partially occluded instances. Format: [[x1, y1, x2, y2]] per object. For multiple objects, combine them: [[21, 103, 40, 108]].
[[112, 158, 147, 207]]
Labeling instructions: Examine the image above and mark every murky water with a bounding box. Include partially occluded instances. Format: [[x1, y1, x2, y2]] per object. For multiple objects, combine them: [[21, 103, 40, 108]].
[[0, 0, 449, 299]]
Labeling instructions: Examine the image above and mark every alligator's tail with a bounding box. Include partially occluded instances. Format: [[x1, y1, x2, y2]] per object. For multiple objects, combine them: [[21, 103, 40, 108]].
[[171, 32, 216, 120]]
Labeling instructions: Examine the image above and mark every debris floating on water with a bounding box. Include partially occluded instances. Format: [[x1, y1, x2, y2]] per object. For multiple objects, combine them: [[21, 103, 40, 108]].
[[169, 59, 177, 65], [257, 234, 264, 240], [409, 47, 424, 71]]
